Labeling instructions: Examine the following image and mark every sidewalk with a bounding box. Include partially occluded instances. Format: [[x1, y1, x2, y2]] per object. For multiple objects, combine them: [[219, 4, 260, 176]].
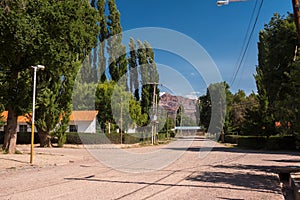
[[0, 144, 90, 172]]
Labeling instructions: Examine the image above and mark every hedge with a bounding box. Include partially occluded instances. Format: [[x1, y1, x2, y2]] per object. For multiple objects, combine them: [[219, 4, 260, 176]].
[[237, 136, 267, 150], [0, 132, 171, 145], [0, 132, 40, 144], [224, 135, 297, 150], [266, 136, 296, 150], [224, 135, 239, 144], [66, 132, 150, 145]]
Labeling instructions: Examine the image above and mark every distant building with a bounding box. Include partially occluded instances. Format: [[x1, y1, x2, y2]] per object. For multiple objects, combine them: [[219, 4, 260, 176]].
[[0, 110, 98, 133], [174, 126, 201, 133]]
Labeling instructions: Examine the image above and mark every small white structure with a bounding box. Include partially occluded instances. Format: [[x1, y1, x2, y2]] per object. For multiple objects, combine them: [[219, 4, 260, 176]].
[[0, 110, 98, 133], [67, 111, 98, 133], [175, 126, 202, 134]]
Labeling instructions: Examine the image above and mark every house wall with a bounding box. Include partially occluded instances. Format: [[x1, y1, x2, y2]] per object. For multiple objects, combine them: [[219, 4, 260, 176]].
[[68, 118, 96, 133], [0, 119, 97, 134], [0, 123, 37, 133]]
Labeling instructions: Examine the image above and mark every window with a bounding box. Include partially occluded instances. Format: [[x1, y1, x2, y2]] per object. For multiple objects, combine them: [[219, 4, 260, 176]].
[[69, 125, 78, 132], [19, 125, 27, 132]]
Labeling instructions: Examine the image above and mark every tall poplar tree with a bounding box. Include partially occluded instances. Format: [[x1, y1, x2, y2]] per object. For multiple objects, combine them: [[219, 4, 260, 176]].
[[107, 0, 128, 84], [128, 38, 139, 101], [97, 0, 108, 82], [137, 40, 150, 116], [145, 41, 159, 104], [138, 40, 160, 119]]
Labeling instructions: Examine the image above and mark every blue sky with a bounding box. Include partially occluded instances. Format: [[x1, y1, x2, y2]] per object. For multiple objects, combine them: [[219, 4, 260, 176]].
[[116, 0, 293, 97]]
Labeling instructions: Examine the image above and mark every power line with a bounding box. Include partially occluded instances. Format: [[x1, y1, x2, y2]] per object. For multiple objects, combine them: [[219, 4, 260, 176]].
[[231, 0, 259, 84], [230, 0, 264, 87]]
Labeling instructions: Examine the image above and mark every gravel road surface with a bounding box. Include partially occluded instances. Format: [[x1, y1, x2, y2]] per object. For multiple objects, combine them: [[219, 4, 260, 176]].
[[1, 136, 300, 200]]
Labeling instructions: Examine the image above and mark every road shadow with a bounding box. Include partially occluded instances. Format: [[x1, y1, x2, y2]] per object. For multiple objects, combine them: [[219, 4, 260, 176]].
[[264, 159, 300, 163], [213, 163, 300, 174], [65, 173, 280, 196], [186, 171, 281, 194], [166, 146, 300, 156]]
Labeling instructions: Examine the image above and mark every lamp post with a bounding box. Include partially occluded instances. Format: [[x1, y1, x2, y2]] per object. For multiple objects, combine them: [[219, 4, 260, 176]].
[[30, 65, 45, 164], [216, 0, 246, 6]]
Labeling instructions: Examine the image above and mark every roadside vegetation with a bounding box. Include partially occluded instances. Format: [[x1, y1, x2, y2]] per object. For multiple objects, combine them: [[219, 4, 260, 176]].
[[198, 14, 300, 150], [0, 1, 299, 152]]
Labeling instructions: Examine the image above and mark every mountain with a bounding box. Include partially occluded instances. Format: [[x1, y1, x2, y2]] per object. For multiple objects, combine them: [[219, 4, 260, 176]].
[[159, 93, 198, 122]]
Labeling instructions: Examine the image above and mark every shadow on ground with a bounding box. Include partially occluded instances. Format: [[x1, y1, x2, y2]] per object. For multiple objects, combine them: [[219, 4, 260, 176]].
[[186, 171, 281, 194], [166, 146, 300, 157]]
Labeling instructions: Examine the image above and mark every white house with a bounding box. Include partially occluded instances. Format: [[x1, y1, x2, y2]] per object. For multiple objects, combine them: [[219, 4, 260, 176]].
[[67, 110, 98, 133], [0, 110, 98, 133]]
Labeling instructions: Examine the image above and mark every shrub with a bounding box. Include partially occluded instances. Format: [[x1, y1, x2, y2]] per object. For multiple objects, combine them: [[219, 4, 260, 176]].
[[58, 134, 67, 147]]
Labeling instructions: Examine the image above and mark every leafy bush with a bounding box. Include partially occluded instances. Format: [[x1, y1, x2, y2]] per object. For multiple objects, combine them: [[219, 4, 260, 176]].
[[58, 134, 67, 147]]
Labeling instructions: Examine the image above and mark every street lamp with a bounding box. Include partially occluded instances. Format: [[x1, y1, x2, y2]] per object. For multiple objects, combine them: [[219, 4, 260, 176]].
[[30, 65, 45, 164], [216, 0, 229, 6], [216, 0, 246, 6]]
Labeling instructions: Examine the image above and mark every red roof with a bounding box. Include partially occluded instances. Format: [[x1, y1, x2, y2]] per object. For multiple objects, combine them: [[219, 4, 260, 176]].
[[1, 111, 29, 123], [69, 110, 98, 121]]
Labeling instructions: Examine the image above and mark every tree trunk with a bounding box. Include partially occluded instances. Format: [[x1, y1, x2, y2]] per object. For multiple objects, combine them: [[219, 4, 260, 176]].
[[38, 129, 51, 147], [2, 106, 18, 153]]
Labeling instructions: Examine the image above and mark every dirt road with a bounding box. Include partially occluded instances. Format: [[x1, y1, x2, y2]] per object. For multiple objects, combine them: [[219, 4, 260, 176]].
[[1, 136, 300, 200]]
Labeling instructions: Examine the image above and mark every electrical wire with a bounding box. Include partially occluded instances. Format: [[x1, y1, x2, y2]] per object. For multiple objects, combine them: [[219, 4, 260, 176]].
[[230, 0, 258, 86], [230, 0, 264, 87]]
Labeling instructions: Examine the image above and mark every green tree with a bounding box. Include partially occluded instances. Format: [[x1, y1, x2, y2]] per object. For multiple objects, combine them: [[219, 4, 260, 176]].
[[107, 0, 128, 83], [176, 105, 184, 127], [198, 82, 226, 135], [95, 81, 116, 132], [137, 40, 160, 121], [97, 0, 108, 82], [129, 97, 148, 127], [160, 116, 175, 134], [199, 90, 211, 131], [137, 40, 150, 116], [145, 41, 160, 106], [95, 80, 147, 133], [128, 38, 140, 101], [0, 0, 99, 152], [230, 90, 248, 134], [241, 93, 261, 135], [255, 13, 297, 136]]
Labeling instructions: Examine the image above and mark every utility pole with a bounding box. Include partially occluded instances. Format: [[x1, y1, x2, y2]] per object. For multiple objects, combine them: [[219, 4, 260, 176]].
[[293, 0, 300, 47], [120, 97, 123, 145], [147, 82, 161, 145]]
